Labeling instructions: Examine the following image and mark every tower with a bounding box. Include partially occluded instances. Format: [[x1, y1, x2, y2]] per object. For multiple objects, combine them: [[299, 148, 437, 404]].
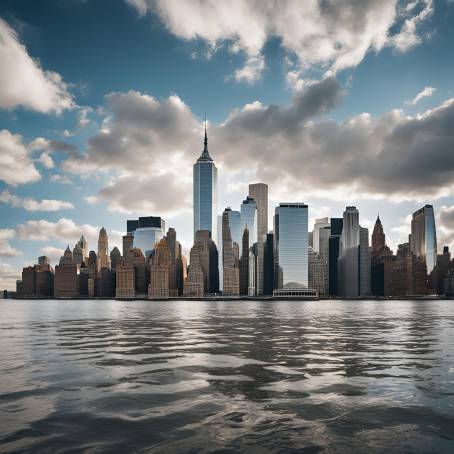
[[372, 215, 386, 254], [410, 205, 437, 274], [97, 227, 111, 271], [193, 120, 217, 241]]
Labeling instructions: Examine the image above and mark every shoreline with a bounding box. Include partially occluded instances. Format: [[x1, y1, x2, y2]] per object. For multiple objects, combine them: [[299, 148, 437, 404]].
[[6, 296, 454, 302]]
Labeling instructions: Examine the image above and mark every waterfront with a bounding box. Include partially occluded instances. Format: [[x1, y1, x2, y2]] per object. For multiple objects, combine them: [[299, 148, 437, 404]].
[[1, 300, 454, 453]]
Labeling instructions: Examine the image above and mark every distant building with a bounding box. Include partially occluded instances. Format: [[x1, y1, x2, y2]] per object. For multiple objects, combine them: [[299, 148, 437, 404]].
[[411, 205, 437, 274], [110, 247, 121, 273], [308, 247, 328, 297], [222, 208, 240, 296], [312, 217, 330, 253], [193, 121, 217, 241], [55, 248, 80, 298], [274, 203, 312, 297], [97, 227, 111, 271], [115, 260, 135, 298], [149, 237, 171, 298], [391, 243, 427, 296], [183, 241, 205, 298], [124, 248, 146, 297], [96, 268, 115, 297], [129, 216, 165, 259], [359, 227, 371, 296], [239, 227, 249, 295], [75, 234, 89, 263], [429, 246, 451, 295], [263, 232, 275, 295], [371, 216, 394, 296], [194, 230, 219, 294], [328, 217, 343, 296], [122, 233, 134, 257], [240, 196, 257, 252]]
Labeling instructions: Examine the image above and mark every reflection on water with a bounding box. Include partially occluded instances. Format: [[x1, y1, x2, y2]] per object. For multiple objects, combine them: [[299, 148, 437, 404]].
[[0, 300, 454, 453]]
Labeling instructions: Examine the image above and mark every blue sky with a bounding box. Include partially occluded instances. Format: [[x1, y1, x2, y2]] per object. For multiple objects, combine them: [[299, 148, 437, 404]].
[[1, 0, 454, 289]]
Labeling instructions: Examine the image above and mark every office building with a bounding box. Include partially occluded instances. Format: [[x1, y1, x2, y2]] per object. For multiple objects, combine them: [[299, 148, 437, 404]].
[[54, 247, 80, 298], [124, 248, 147, 297], [263, 232, 275, 295], [149, 237, 171, 298], [222, 208, 240, 296], [240, 196, 257, 250], [392, 243, 427, 296], [129, 216, 165, 259], [183, 241, 205, 298], [410, 205, 437, 274], [274, 203, 312, 297], [239, 227, 249, 295], [97, 227, 111, 271], [371, 216, 394, 296], [308, 247, 328, 297], [249, 183, 268, 241], [312, 217, 330, 253], [329, 217, 343, 296], [193, 122, 217, 240], [116, 260, 135, 298], [359, 226, 371, 296]]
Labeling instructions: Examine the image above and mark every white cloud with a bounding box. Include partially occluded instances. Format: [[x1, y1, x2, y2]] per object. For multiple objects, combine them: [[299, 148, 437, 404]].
[[0, 129, 41, 186], [0, 18, 73, 113], [129, 0, 433, 84], [49, 174, 73, 185], [39, 246, 64, 263], [405, 86, 436, 106], [0, 189, 74, 211], [0, 228, 21, 257], [38, 152, 54, 169], [0, 263, 21, 290], [16, 218, 100, 246]]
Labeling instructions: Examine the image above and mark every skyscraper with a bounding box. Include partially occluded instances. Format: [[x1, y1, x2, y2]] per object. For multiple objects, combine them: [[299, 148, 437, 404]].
[[308, 247, 328, 297], [328, 217, 343, 296], [130, 216, 165, 258], [263, 232, 275, 295], [97, 227, 111, 271], [410, 205, 437, 274], [193, 122, 217, 241], [338, 206, 360, 298], [274, 203, 310, 296], [359, 226, 371, 296], [239, 227, 249, 295], [371, 216, 394, 296], [240, 196, 257, 249], [75, 234, 89, 263], [248, 183, 268, 241], [194, 230, 219, 294], [222, 208, 240, 296], [183, 242, 205, 298], [312, 217, 330, 253], [149, 237, 171, 298]]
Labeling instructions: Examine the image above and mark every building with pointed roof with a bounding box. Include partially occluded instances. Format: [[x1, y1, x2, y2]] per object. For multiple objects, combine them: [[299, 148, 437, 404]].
[[193, 120, 217, 241]]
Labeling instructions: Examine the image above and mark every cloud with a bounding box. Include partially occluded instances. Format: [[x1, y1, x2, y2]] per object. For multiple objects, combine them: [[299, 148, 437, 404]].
[[0, 263, 21, 290], [39, 246, 64, 263], [0, 129, 41, 186], [49, 174, 73, 185], [128, 0, 433, 84], [16, 218, 100, 245], [38, 152, 54, 169], [86, 173, 191, 215], [0, 18, 73, 113], [437, 205, 454, 250], [0, 189, 74, 211], [405, 86, 436, 106], [0, 228, 21, 257]]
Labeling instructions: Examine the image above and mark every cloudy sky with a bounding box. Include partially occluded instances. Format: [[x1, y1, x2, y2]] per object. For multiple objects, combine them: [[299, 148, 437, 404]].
[[1, 0, 454, 289]]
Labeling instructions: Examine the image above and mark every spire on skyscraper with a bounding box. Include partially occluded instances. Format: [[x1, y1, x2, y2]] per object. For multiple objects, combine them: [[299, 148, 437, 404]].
[[198, 116, 212, 161]]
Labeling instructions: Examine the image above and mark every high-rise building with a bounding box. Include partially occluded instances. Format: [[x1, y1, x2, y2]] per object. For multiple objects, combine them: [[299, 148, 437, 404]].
[[122, 233, 134, 257], [312, 217, 330, 253], [371, 216, 394, 296], [410, 205, 437, 274], [263, 232, 275, 295], [274, 203, 310, 296], [129, 216, 165, 259], [96, 268, 115, 297], [308, 247, 328, 297], [194, 230, 219, 294], [75, 234, 89, 263], [391, 243, 427, 296], [222, 208, 240, 296], [149, 237, 171, 298], [124, 248, 146, 297], [429, 246, 451, 295], [193, 122, 217, 241], [248, 244, 258, 296], [183, 242, 205, 298], [248, 183, 268, 241], [115, 259, 135, 298], [110, 247, 121, 273], [97, 227, 111, 271], [55, 248, 80, 298], [359, 226, 371, 296], [338, 207, 360, 298], [72, 244, 84, 266], [239, 227, 249, 295], [240, 196, 257, 249], [328, 217, 343, 296]]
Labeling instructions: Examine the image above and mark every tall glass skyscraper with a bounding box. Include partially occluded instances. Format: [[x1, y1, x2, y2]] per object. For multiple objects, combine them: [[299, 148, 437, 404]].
[[274, 203, 309, 289], [240, 196, 257, 253], [193, 123, 217, 241], [411, 204, 437, 273]]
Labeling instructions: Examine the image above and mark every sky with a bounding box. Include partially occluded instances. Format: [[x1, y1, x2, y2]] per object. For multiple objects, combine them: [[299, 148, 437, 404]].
[[1, 0, 454, 290]]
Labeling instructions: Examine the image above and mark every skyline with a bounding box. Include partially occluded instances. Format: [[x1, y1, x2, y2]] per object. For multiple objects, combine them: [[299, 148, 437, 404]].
[[2, 0, 454, 290]]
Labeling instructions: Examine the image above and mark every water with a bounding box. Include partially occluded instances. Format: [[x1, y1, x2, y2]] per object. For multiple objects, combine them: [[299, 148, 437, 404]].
[[0, 300, 454, 453]]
